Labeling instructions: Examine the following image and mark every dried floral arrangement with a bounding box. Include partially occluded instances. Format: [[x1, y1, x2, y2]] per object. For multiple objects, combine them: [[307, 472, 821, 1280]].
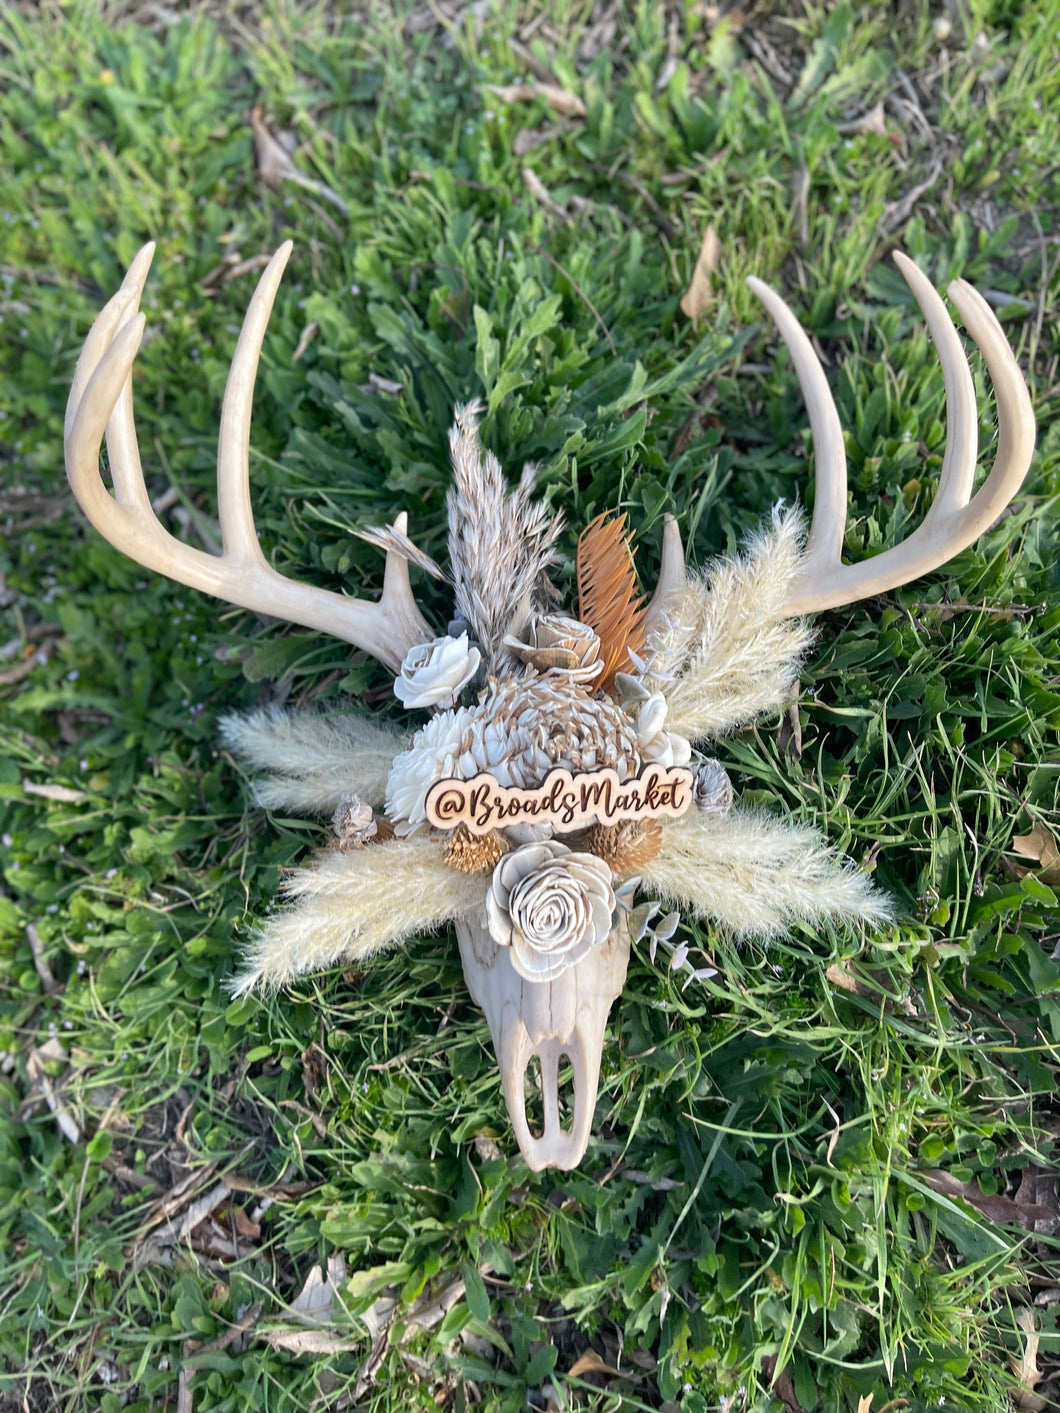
[[65, 242, 1034, 1170]]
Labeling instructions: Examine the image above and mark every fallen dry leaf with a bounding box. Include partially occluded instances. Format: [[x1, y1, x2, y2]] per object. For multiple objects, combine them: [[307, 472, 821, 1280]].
[[292, 1252, 346, 1319], [1012, 822, 1060, 885], [1014, 1164, 1060, 1235], [473, 1132, 503, 1162], [249, 106, 349, 216], [227, 1205, 261, 1240], [568, 1349, 622, 1379], [922, 1170, 1057, 1231], [291, 321, 319, 362], [777, 702, 803, 763], [261, 1252, 355, 1355], [364, 372, 404, 395], [512, 123, 565, 156], [25, 1038, 80, 1143], [262, 1327, 360, 1355], [521, 167, 567, 219], [26, 922, 57, 994], [1010, 1307, 1048, 1412], [825, 961, 918, 1017], [837, 101, 887, 136], [680, 224, 721, 323], [483, 81, 585, 118], [760, 1354, 807, 1413]]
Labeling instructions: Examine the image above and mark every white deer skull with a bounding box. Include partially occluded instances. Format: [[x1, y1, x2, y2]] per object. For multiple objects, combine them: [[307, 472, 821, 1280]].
[[64, 242, 1034, 1170]]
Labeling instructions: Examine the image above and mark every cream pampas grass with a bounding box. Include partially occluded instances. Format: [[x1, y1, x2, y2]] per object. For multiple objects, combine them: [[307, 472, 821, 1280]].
[[220, 707, 406, 814], [649, 507, 815, 742], [639, 807, 890, 937], [232, 838, 484, 994]]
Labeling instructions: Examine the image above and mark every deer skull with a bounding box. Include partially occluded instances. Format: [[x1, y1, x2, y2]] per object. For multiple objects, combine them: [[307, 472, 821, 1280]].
[[64, 241, 1035, 1171]]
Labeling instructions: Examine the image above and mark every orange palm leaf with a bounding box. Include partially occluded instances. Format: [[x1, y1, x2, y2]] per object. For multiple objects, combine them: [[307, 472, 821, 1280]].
[[576, 512, 647, 691]]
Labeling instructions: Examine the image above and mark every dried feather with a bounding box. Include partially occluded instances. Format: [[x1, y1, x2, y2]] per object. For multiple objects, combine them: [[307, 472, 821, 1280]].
[[576, 513, 647, 690], [220, 707, 406, 814], [640, 807, 890, 937], [355, 524, 449, 582], [231, 837, 484, 994], [649, 507, 814, 741], [446, 403, 563, 666]]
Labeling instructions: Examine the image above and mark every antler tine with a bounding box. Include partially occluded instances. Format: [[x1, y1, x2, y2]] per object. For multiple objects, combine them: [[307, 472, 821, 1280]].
[[642, 513, 686, 640], [744, 274, 848, 573], [748, 255, 1035, 617], [65, 244, 433, 674]]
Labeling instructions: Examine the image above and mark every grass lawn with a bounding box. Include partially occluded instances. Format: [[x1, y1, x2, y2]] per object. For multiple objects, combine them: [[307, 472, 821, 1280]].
[[1, 1, 1059, 1409]]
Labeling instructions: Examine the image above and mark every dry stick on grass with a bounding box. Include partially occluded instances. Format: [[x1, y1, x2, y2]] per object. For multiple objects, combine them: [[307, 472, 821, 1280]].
[[26, 922, 56, 993]]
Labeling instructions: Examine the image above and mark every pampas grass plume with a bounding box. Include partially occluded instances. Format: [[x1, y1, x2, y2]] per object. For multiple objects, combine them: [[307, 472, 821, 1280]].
[[639, 807, 890, 936], [220, 707, 406, 814], [653, 507, 815, 742], [232, 837, 484, 994]]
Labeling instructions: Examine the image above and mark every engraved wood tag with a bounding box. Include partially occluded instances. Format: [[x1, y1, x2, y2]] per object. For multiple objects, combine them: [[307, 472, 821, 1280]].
[[425, 763, 694, 836]]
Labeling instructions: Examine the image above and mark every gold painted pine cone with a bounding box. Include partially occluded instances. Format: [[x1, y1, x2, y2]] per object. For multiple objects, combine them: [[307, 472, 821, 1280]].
[[584, 818, 664, 874], [443, 825, 509, 875]]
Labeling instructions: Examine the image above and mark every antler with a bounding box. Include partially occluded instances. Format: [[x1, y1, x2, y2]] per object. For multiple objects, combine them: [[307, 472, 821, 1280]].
[[747, 252, 1036, 616], [64, 242, 433, 674]]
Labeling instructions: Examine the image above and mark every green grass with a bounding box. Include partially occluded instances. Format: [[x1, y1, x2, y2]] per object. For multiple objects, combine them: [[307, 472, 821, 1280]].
[[1, 1, 1058, 1409]]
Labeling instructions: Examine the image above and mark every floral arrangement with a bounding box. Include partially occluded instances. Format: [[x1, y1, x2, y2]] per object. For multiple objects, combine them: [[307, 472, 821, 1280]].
[[222, 404, 886, 998]]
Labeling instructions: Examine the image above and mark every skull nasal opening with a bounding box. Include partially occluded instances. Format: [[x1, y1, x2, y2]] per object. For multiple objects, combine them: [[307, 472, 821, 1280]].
[[523, 1049, 576, 1142]]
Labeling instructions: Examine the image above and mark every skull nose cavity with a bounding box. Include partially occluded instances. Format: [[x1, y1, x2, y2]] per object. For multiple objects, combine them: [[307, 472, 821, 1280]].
[[526, 1046, 574, 1143], [513, 1038, 591, 1172]]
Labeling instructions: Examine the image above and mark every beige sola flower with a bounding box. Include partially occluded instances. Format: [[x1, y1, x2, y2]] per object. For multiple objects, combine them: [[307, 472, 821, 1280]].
[[386, 706, 476, 831], [486, 840, 615, 982], [503, 614, 603, 682], [458, 672, 640, 787]]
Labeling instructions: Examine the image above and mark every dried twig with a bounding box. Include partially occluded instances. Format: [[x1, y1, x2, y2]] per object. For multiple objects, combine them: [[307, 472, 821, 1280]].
[[26, 922, 57, 994]]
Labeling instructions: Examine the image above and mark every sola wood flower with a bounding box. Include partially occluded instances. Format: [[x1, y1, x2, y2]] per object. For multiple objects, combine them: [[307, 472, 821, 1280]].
[[632, 691, 692, 768], [503, 613, 603, 681], [66, 243, 1036, 1170], [394, 632, 480, 710], [486, 841, 615, 982], [385, 706, 475, 830]]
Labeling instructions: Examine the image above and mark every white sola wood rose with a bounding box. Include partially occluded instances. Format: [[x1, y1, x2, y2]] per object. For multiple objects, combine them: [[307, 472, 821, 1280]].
[[486, 840, 615, 982], [394, 632, 481, 710]]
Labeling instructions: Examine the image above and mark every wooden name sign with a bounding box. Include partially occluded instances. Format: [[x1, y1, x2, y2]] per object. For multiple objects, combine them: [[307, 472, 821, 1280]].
[[425, 764, 694, 836]]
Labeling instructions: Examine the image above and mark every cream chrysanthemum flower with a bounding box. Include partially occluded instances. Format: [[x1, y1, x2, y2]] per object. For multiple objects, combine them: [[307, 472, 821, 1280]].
[[386, 706, 476, 832]]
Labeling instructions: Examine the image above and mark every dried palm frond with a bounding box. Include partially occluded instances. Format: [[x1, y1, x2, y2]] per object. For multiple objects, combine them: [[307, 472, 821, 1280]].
[[648, 507, 814, 741], [446, 402, 563, 665], [231, 838, 484, 994], [220, 707, 406, 814], [354, 523, 449, 581], [576, 512, 647, 691], [639, 806, 889, 936]]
